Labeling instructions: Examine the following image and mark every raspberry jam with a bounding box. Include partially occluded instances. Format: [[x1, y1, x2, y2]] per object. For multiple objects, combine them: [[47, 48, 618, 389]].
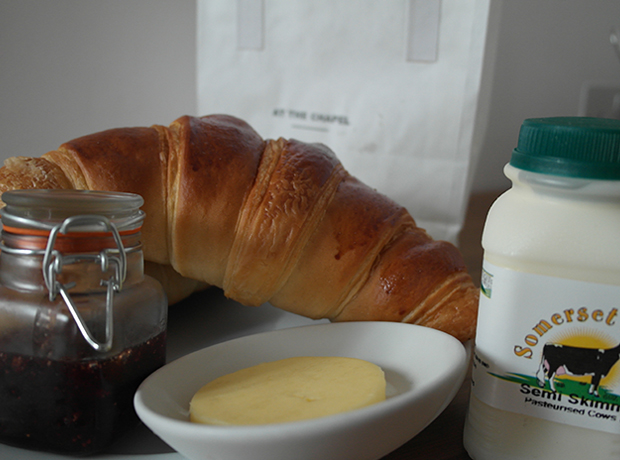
[[0, 332, 166, 455]]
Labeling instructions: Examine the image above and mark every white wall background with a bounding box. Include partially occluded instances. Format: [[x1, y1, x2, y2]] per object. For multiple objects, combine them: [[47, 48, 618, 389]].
[[474, 0, 620, 191], [1, 0, 620, 193], [0, 0, 197, 161]]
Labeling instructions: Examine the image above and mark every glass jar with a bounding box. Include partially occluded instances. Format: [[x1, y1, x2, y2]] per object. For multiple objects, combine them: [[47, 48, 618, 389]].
[[463, 117, 620, 459], [0, 189, 167, 455]]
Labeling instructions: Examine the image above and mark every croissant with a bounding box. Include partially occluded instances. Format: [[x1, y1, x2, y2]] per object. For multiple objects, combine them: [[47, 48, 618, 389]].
[[0, 115, 478, 342]]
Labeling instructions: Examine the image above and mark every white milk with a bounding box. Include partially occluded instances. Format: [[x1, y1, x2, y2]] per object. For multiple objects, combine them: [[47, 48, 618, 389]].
[[463, 117, 620, 459]]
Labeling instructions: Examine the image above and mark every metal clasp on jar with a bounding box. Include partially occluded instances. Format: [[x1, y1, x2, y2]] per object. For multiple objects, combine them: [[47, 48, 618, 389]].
[[42, 215, 128, 352]]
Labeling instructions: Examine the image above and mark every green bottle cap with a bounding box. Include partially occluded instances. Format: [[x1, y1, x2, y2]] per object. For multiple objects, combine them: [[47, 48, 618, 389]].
[[510, 117, 620, 179]]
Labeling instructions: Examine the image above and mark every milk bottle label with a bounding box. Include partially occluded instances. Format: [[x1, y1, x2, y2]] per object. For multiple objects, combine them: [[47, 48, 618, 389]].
[[471, 261, 620, 434]]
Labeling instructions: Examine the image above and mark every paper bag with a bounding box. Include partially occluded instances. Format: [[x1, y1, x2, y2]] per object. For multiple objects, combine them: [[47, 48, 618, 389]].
[[197, 0, 498, 243]]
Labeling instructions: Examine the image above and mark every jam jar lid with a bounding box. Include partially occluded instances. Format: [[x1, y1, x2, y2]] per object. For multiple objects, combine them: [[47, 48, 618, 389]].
[[0, 189, 145, 232]]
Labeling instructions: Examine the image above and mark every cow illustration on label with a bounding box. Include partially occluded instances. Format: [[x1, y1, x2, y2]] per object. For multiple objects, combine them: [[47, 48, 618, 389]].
[[536, 341, 620, 397]]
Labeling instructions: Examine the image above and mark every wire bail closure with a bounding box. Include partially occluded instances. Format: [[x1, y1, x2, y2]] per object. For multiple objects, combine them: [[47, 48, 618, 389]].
[[42, 215, 128, 352]]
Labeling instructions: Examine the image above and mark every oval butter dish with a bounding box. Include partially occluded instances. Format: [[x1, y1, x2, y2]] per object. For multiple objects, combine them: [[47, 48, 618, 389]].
[[134, 321, 467, 460]]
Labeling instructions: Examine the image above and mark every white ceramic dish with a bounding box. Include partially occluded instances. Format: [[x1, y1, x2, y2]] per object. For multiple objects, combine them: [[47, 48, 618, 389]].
[[134, 321, 467, 460]]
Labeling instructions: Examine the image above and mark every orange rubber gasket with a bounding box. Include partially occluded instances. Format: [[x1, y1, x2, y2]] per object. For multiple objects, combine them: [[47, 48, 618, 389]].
[[2, 225, 141, 238], [2, 225, 141, 252]]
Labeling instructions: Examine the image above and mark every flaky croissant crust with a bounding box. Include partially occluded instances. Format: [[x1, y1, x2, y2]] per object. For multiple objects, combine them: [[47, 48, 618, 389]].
[[0, 115, 478, 341]]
